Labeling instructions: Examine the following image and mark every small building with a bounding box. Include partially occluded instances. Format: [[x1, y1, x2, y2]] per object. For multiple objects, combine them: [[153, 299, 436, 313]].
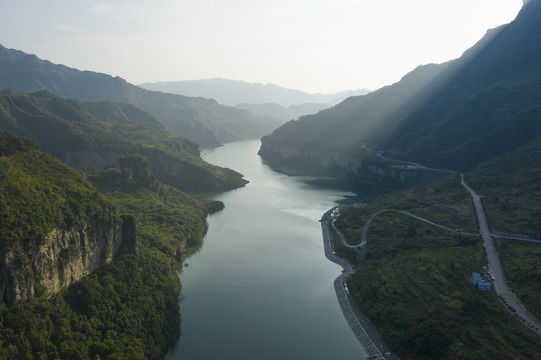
[[472, 272, 492, 291]]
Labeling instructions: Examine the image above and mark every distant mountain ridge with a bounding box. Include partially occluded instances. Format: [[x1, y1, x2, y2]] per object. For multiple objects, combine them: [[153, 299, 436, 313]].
[[139, 78, 370, 108], [0, 46, 280, 146], [235, 102, 333, 122]]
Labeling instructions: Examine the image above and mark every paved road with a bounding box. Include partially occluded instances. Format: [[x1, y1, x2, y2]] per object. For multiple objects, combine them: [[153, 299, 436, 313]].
[[331, 208, 390, 249], [461, 175, 541, 335], [360, 210, 388, 246]]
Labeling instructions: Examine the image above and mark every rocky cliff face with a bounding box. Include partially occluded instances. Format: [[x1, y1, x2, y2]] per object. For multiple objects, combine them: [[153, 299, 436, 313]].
[[0, 216, 137, 305], [61, 147, 246, 193], [258, 140, 422, 188]]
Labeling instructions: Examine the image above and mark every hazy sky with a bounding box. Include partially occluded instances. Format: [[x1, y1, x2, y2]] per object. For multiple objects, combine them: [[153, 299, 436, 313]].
[[0, 0, 523, 93]]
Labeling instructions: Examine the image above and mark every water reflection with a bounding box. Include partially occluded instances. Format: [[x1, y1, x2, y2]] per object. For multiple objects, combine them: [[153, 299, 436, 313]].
[[165, 140, 366, 360]]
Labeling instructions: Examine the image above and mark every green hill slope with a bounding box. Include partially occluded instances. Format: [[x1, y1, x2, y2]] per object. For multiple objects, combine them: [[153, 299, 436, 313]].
[[0, 128, 225, 359], [0, 129, 117, 252], [0, 89, 247, 193]]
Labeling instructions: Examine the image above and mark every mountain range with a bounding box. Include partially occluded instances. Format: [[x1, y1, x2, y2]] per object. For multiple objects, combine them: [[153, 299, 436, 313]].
[[139, 78, 369, 108], [139, 78, 370, 123], [0, 46, 281, 147], [260, 0, 541, 176]]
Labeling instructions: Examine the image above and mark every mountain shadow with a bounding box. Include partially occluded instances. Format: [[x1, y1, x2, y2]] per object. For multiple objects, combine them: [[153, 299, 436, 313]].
[[260, 1, 541, 178]]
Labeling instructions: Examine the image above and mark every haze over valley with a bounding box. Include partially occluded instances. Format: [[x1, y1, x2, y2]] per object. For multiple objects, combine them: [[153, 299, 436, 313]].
[[140, 78, 371, 124], [1, 1, 540, 359]]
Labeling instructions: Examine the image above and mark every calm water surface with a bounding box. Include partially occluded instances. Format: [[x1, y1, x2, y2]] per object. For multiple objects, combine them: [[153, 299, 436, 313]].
[[165, 139, 366, 360]]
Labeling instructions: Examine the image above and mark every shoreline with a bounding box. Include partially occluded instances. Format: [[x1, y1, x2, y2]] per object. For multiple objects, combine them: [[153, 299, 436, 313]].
[[321, 207, 399, 360]]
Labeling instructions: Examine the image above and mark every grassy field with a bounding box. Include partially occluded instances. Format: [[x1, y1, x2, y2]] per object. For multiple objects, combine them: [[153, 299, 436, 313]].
[[482, 198, 541, 236], [466, 152, 541, 237], [335, 172, 476, 246], [495, 238, 541, 320]]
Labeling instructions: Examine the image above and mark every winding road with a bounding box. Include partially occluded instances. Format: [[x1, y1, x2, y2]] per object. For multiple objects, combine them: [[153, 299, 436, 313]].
[[323, 149, 541, 358], [370, 144, 541, 334]]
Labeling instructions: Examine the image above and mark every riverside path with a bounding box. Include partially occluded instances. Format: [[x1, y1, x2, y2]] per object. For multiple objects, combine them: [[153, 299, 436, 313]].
[[321, 208, 399, 360]]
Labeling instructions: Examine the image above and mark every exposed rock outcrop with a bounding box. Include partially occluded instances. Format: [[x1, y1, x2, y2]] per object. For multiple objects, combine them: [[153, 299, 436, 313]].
[[0, 216, 137, 305], [61, 148, 246, 193], [258, 140, 423, 190]]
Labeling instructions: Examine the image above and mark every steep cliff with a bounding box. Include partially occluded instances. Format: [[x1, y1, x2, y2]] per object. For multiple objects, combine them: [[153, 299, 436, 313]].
[[0, 90, 248, 193], [0, 128, 225, 358], [0, 216, 136, 305], [0, 129, 136, 305], [259, 138, 423, 191]]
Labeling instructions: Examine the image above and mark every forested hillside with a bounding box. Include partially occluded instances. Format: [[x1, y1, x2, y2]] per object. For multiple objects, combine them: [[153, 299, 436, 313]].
[[0, 89, 247, 193], [0, 129, 117, 254], [0, 88, 243, 358], [0, 127, 225, 358]]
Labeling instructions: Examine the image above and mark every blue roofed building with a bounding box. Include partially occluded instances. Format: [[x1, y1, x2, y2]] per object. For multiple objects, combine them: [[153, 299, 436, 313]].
[[472, 272, 492, 291]]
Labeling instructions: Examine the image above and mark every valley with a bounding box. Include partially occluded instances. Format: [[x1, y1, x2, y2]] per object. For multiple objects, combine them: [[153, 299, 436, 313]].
[[0, 1, 540, 359]]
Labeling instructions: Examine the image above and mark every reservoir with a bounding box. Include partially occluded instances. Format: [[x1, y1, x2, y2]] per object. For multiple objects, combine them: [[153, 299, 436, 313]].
[[165, 139, 367, 360]]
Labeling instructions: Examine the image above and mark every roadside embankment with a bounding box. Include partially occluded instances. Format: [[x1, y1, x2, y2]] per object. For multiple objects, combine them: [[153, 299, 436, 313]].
[[321, 208, 398, 360]]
